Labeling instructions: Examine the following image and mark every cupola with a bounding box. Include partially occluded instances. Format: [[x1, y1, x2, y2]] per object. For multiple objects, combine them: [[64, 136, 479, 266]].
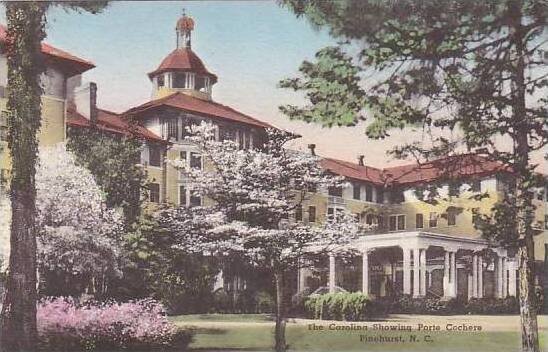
[[148, 12, 217, 100]]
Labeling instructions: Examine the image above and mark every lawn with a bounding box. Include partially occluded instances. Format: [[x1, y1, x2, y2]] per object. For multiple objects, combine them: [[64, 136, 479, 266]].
[[170, 314, 547, 352]]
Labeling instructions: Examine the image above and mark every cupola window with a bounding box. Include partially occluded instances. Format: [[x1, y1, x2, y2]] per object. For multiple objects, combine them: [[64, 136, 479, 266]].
[[173, 73, 186, 88], [157, 74, 165, 88]]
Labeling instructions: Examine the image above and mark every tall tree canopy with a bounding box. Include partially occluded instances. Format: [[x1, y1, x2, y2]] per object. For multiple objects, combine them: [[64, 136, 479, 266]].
[[0, 2, 107, 351], [280, 1, 547, 351], [158, 123, 360, 352]]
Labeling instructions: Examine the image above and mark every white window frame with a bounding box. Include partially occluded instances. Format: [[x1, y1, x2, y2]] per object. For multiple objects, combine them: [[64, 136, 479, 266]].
[[388, 214, 406, 232]]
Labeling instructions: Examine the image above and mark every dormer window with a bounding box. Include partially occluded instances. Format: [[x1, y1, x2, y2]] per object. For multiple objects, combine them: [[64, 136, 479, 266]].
[[157, 75, 165, 88]]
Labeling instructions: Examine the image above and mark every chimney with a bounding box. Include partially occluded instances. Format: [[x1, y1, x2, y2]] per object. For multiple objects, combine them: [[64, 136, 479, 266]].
[[73, 82, 98, 125], [307, 143, 316, 156], [89, 82, 97, 124], [358, 155, 365, 166]]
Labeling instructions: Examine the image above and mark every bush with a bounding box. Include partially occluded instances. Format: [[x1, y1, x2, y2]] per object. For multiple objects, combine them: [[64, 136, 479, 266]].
[[290, 288, 312, 316], [255, 291, 275, 313], [212, 289, 232, 313], [465, 297, 519, 314], [37, 297, 192, 352], [304, 292, 381, 321]]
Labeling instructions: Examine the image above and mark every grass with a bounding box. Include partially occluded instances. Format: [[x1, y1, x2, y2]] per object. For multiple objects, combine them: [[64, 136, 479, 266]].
[[171, 314, 547, 352]]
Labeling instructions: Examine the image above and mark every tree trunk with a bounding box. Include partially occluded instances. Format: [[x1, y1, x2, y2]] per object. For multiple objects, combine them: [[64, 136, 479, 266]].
[[274, 271, 287, 352], [0, 3, 46, 352], [509, 2, 539, 350]]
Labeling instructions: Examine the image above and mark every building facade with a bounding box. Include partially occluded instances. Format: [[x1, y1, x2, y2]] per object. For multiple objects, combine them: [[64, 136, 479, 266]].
[[298, 154, 547, 300], [0, 24, 95, 263], [0, 15, 545, 303]]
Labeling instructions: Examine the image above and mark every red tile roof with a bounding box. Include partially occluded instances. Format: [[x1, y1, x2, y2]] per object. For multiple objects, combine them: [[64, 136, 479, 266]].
[[383, 154, 509, 186], [67, 108, 165, 143], [148, 48, 217, 83], [124, 92, 274, 129], [320, 154, 511, 187], [320, 157, 385, 185], [0, 24, 95, 76]]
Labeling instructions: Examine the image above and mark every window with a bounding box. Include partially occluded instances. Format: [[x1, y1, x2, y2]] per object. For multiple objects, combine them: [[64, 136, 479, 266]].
[[295, 205, 303, 222], [353, 184, 361, 200], [389, 216, 397, 231], [327, 207, 344, 222], [219, 126, 235, 142], [365, 185, 373, 202], [0, 111, 7, 142], [429, 212, 438, 228], [173, 73, 186, 88], [377, 215, 385, 229], [389, 215, 405, 231], [195, 76, 208, 92], [149, 145, 162, 167], [328, 186, 343, 197], [365, 214, 375, 225], [416, 213, 424, 229], [157, 75, 165, 88], [167, 118, 178, 140], [308, 206, 316, 223], [190, 152, 202, 170], [376, 188, 384, 203], [447, 208, 457, 226], [397, 215, 405, 230], [149, 183, 160, 203], [545, 215, 548, 230], [179, 185, 187, 206], [189, 193, 201, 207]]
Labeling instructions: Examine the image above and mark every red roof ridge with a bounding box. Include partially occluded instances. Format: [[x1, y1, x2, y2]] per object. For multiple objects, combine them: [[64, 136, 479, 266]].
[[123, 92, 275, 129], [0, 24, 94, 75]]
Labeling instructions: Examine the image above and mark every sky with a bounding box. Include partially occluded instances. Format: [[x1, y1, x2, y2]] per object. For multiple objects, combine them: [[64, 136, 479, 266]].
[[1, 1, 545, 169]]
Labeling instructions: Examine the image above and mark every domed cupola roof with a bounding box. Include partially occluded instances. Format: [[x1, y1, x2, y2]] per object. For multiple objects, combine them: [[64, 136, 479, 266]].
[[147, 48, 217, 83], [147, 12, 217, 83]]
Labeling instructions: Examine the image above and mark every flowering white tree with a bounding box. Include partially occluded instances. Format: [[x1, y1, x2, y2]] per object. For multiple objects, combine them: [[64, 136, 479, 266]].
[[35, 144, 124, 296], [157, 123, 361, 352]]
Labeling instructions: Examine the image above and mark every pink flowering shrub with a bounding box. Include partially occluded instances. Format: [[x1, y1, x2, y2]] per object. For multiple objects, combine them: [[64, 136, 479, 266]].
[[37, 297, 192, 351]]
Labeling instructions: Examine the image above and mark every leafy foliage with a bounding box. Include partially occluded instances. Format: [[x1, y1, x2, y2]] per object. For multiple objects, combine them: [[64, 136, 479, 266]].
[[37, 297, 192, 352], [36, 145, 124, 297], [67, 127, 147, 224], [114, 212, 220, 314]]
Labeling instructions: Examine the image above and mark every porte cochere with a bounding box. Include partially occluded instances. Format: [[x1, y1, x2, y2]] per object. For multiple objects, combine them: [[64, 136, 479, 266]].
[[299, 231, 517, 299]]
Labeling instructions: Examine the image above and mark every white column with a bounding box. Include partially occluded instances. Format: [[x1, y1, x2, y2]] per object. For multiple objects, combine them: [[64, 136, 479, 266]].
[[362, 250, 369, 295], [297, 259, 306, 292], [450, 251, 457, 297], [329, 254, 336, 293], [502, 257, 508, 298], [413, 248, 420, 297], [472, 254, 478, 298], [419, 248, 427, 296], [467, 272, 473, 300], [508, 260, 517, 297], [496, 256, 503, 298], [403, 248, 411, 295], [478, 255, 484, 298], [443, 251, 450, 296]]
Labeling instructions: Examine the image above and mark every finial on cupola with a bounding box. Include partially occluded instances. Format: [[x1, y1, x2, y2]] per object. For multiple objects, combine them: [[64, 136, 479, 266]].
[[176, 9, 195, 49]]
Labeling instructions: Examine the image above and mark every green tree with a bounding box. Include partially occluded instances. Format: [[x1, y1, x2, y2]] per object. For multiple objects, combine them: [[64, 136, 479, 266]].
[[0, 3, 107, 351], [281, 1, 547, 351], [66, 127, 147, 224]]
